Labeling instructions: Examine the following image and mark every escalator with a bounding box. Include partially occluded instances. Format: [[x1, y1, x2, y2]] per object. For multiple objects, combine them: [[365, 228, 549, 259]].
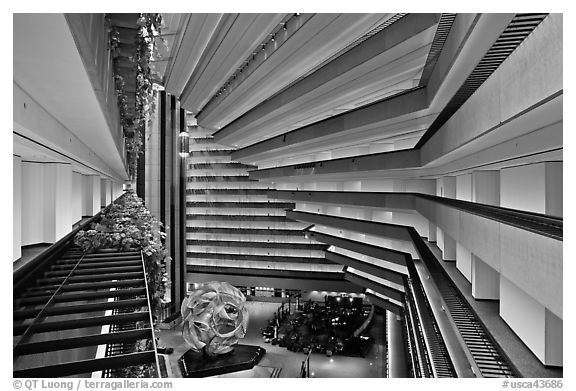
[[409, 228, 519, 378], [403, 264, 457, 378]]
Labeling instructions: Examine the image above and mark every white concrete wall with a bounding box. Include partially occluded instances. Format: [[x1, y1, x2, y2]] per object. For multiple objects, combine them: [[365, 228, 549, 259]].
[[361, 179, 394, 192], [471, 254, 500, 300], [501, 163, 546, 213], [405, 179, 436, 194], [501, 161, 562, 217], [436, 176, 456, 198], [342, 180, 361, 191], [499, 224, 562, 319], [472, 170, 500, 205], [500, 276, 562, 366], [13, 156, 22, 261], [393, 136, 419, 151], [392, 211, 429, 237], [500, 276, 546, 363]]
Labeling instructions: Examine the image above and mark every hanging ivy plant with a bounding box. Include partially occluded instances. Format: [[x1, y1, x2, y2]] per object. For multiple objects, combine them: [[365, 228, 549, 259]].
[[74, 191, 169, 318], [106, 13, 164, 180]]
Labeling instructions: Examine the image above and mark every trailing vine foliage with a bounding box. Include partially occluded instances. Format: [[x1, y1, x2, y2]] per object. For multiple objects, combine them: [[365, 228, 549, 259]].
[[105, 13, 164, 179], [74, 191, 169, 320]]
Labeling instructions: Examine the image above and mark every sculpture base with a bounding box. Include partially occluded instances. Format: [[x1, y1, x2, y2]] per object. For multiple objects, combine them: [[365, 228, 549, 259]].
[[178, 344, 266, 378]]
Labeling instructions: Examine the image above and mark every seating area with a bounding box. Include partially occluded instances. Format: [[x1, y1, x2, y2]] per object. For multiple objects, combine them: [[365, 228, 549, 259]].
[[261, 296, 375, 357]]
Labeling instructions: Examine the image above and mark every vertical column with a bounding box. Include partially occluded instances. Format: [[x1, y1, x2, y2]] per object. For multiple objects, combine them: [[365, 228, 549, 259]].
[[13, 156, 22, 261], [442, 233, 457, 261], [111, 182, 119, 200], [436, 176, 456, 260], [109, 180, 114, 202], [165, 94, 176, 300], [145, 93, 161, 217], [81, 175, 89, 217], [100, 178, 111, 207], [71, 171, 83, 224], [470, 170, 501, 293], [110, 182, 115, 201], [82, 175, 101, 216], [428, 221, 437, 242], [136, 103, 147, 199], [21, 162, 73, 244], [544, 309, 563, 366], [159, 91, 186, 309], [47, 163, 73, 242], [21, 162, 44, 245], [545, 162, 562, 217], [471, 254, 499, 299], [387, 311, 408, 377], [177, 106, 187, 311], [455, 174, 472, 201], [456, 242, 471, 281], [100, 178, 106, 207]]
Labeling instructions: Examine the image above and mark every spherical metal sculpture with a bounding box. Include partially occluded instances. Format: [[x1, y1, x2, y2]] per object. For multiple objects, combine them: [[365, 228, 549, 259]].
[[181, 281, 249, 357]]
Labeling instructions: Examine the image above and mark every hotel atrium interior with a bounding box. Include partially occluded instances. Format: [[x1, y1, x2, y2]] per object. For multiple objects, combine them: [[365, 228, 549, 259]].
[[12, 11, 563, 379]]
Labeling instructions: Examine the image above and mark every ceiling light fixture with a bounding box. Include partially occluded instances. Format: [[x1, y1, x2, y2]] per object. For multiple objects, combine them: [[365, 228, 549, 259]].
[[179, 131, 189, 158]]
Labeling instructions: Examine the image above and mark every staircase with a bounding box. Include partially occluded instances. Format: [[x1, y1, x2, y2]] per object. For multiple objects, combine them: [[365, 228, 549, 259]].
[[13, 243, 158, 378]]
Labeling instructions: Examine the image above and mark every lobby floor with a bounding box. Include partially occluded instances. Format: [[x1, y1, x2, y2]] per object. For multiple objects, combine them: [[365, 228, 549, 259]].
[[157, 301, 386, 378]]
